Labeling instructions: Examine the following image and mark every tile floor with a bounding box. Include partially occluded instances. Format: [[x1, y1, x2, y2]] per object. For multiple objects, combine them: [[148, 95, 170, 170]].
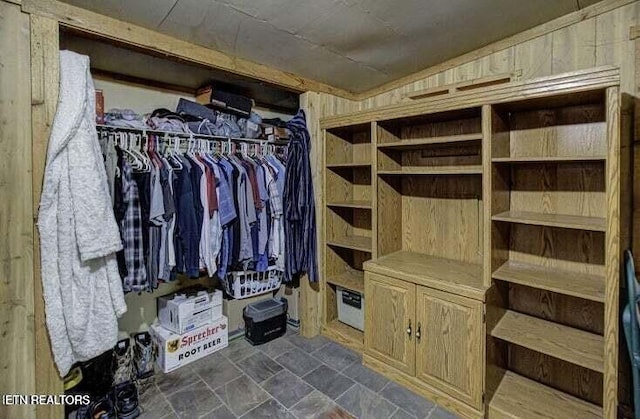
[[142, 328, 459, 419]]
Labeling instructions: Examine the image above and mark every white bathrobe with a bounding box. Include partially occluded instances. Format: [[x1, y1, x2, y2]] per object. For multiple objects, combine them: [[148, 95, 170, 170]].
[[38, 51, 127, 377]]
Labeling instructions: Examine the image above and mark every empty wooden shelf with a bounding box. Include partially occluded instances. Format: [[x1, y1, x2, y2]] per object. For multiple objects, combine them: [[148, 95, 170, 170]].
[[491, 211, 606, 232], [492, 261, 605, 302], [326, 200, 372, 209], [492, 156, 606, 163], [364, 251, 486, 300], [326, 270, 365, 293], [488, 370, 603, 419], [377, 165, 483, 175], [326, 162, 372, 169], [322, 319, 364, 351], [376, 133, 482, 149], [491, 310, 604, 372], [326, 235, 372, 252]]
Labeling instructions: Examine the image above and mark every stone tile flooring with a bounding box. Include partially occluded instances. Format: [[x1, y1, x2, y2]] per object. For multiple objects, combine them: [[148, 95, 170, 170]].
[[142, 328, 460, 419]]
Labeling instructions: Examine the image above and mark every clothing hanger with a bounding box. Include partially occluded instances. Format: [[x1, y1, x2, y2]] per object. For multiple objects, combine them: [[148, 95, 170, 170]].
[[118, 132, 144, 171]]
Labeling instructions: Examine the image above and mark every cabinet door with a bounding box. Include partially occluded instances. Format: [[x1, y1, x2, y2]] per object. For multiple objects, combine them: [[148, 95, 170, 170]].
[[364, 272, 415, 375], [415, 287, 483, 409]]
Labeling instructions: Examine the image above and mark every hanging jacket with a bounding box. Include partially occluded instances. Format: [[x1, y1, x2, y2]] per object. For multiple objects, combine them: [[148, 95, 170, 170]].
[[283, 110, 318, 282], [38, 51, 127, 376]]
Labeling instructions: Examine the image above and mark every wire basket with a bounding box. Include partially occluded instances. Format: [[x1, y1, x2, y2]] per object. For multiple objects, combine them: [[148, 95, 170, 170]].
[[223, 266, 284, 299]]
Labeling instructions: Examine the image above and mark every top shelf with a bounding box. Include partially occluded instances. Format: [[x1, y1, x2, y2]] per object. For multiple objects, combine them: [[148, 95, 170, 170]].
[[377, 133, 482, 149], [364, 251, 486, 301]]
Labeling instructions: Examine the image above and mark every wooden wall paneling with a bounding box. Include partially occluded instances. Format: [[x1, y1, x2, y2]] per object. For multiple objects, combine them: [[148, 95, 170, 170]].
[[515, 34, 554, 82], [552, 18, 597, 74], [596, 2, 640, 95], [604, 86, 621, 419], [401, 176, 483, 265], [0, 3, 36, 419], [299, 91, 322, 337], [507, 345, 604, 405]]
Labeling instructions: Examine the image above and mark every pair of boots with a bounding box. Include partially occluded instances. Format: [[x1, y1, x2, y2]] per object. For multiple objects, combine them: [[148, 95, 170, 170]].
[[113, 332, 155, 391], [75, 382, 140, 419]]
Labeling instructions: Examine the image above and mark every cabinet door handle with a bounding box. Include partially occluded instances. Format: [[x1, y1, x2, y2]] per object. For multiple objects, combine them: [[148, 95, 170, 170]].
[[406, 320, 412, 337], [416, 322, 422, 341]]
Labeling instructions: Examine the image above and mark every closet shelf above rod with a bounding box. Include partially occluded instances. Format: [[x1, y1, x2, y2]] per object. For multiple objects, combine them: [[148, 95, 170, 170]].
[[95, 124, 289, 145]]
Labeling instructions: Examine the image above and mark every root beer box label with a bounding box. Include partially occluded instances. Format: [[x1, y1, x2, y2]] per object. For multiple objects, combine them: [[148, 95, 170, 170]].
[[151, 316, 228, 373]]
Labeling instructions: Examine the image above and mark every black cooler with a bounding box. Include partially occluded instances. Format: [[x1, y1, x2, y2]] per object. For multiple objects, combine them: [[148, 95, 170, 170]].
[[243, 297, 288, 345]]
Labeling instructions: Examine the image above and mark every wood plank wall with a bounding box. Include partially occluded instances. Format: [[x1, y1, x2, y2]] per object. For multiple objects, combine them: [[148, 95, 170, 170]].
[[0, 2, 36, 418]]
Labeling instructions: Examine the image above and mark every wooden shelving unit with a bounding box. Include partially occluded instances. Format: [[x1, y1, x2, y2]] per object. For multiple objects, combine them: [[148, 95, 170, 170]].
[[320, 70, 627, 419], [486, 89, 624, 418], [322, 122, 373, 352]]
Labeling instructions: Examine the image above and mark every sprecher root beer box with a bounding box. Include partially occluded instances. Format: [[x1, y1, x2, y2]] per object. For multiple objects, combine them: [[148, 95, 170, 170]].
[[151, 316, 228, 373]]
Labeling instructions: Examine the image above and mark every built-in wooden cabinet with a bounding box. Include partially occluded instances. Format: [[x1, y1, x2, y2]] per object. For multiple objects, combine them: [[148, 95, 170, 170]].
[[364, 273, 484, 409], [364, 272, 415, 375], [321, 68, 628, 419], [415, 287, 484, 409]]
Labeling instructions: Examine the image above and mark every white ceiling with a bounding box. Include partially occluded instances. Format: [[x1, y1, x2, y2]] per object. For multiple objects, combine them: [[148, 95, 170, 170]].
[[60, 0, 602, 93]]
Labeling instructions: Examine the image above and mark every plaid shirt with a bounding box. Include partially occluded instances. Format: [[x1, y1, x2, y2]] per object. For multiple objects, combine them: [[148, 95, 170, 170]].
[[120, 159, 148, 292]]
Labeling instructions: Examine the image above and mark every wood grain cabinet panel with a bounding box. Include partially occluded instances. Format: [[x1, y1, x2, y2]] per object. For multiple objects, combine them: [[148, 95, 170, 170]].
[[364, 272, 416, 375], [415, 287, 484, 409]]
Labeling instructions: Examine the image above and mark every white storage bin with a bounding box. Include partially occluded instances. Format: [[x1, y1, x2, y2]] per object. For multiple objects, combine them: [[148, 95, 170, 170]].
[[337, 287, 364, 331]]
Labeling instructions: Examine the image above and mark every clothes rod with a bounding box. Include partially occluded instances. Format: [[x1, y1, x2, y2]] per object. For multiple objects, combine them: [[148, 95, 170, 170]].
[[95, 124, 289, 145]]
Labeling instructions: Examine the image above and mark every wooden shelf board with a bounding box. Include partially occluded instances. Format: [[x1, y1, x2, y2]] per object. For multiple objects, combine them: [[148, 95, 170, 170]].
[[488, 370, 602, 419], [377, 133, 482, 149], [377, 165, 483, 175], [322, 319, 364, 352], [491, 310, 604, 372], [492, 211, 606, 232], [326, 162, 372, 169], [326, 235, 372, 252], [493, 261, 605, 303], [492, 156, 606, 163], [326, 270, 365, 293], [326, 200, 372, 209], [364, 251, 487, 301]]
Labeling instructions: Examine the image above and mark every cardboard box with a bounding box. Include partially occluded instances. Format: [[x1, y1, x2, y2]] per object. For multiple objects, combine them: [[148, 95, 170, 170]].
[[151, 316, 228, 373], [157, 287, 223, 334]]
